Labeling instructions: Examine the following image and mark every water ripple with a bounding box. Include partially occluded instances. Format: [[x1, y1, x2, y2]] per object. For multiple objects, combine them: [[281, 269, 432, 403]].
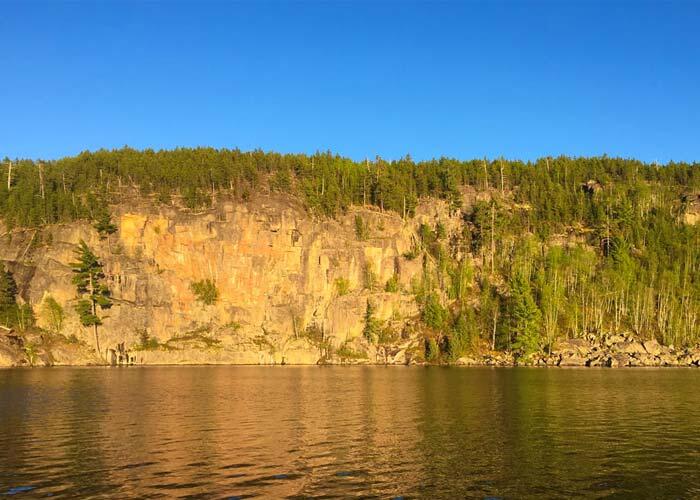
[[1, 367, 700, 498]]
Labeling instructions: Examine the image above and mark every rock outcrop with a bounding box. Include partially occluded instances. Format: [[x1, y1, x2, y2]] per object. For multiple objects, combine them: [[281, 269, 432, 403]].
[[1, 192, 461, 366]]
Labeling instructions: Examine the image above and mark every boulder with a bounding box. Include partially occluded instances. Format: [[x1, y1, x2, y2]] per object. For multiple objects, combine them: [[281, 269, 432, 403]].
[[609, 353, 631, 367], [635, 353, 661, 366], [390, 349, 407, 365], [687, 347, 700, 365], [615, 341, 646, 355], [559, 353, 587, 366], [604, 333, 627, 347], [643, 339, 662, 356], [545, 354, 562, 366], [455, 355, 479, 366], [658, 352, 678, 366], [0, 349, 16, 367], [554, 338, 592, 357], [677, 353, 695, 366], [629, 356, 645, 367], [590, 356, 604, 367]]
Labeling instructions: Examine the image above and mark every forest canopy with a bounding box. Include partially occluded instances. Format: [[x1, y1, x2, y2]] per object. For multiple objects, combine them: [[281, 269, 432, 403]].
[[2, 147, 699, 229]]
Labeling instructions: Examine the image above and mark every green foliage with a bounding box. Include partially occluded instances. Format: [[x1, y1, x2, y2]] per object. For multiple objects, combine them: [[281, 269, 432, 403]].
[[70, 240, 112, 355], [190, 279, 219, 305], [402, 241, 421, 261], [270, 167, 292, 192], [93, 210, 117, 239], [419, 223, 436, 248], [166, 328, 222, 349], [445, 309, 477, 360], [422, 293, 449, 331], [448, 260, 473, 304], [64, 333, 81, 344], [0, 149, 696, 231], [508, 271, 542, 356], [385, 273, 400, 293], [70, 240, 112, 328], [479, 279, 502, 350], [354, 215, 369, 241], [334, 277, 350, 296], [135, 329, 160, 350], [336, 342, 368, 360], [436, 221, 447, 240], [0, 262, 19, 327], [41, 295, 65, 334], [362, 261, 378, 290], [182, 186, 211, 210], [16, 303, 35, 331], [425, 337, 440, 362], [24, 341, 39, 366], [301, 323, 325, 345], [363, 299, 380, 343], [376, 325, 399, 345]]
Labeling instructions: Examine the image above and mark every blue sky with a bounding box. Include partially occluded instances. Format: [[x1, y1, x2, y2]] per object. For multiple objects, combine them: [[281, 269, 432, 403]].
[[1, 1, 699, 163]]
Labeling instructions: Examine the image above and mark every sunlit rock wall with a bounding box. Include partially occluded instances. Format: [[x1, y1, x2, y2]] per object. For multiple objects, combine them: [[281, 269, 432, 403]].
[[0, 193, 463, 365]]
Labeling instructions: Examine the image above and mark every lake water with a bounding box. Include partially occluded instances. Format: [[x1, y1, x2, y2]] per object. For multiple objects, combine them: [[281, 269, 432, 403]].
[[1, 367, 700, 498]]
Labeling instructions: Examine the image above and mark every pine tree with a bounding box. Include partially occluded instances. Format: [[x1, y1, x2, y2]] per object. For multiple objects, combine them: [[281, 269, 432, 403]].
[[508, 271, 542, 357], [94, 211, 117, 239], [70, 240, 112, 357], [0, 262, 19, 327], [93, 210, 118, 252], [363, 299, 378, 343]]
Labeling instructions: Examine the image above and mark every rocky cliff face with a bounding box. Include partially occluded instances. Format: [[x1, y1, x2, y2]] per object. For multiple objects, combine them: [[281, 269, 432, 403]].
[[1, 193, 462, 366]]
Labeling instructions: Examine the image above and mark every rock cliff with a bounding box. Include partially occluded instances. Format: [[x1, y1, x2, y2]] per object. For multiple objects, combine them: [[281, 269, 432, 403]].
[[0, 193, 461, 366]]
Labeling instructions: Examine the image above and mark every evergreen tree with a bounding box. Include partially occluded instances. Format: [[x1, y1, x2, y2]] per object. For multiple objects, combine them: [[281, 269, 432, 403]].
[[422, 292, 449, 331], [0, 262, 19, 327], [363, 299, 379, 343], [70, 240, 112, 357], [508, 271, 542, 357], [94, 211, 117, 239]]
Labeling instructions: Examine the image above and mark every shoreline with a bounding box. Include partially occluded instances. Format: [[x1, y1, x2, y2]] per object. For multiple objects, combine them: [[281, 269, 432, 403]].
[[4, 332, 700, 369], [2, 364, 699, 369]]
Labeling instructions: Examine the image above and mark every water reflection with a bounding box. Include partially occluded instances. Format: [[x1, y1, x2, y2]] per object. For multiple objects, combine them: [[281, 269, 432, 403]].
[[1, 367, 700, 498]]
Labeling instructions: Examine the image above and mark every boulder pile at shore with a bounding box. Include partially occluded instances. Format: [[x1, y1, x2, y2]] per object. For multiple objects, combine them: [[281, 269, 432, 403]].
[[457, 333, 700, 367], [550, 333, 700, 367]]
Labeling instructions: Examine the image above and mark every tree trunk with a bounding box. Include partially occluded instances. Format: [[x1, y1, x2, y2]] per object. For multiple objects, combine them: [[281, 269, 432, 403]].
[[491, 310, 498, 350], [94, 323, 101, 360], [499, 160, 504, 194], [39, 163, 45, 199], [490, 203, 495, 275], [89, 274, 102, 360]]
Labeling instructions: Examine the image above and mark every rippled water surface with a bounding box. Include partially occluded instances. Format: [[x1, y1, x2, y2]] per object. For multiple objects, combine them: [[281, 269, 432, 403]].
[[2, 367, 700, 498]]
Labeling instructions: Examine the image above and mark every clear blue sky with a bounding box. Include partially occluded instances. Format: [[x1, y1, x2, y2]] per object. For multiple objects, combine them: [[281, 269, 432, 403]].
[[1, 1, 699, 163]]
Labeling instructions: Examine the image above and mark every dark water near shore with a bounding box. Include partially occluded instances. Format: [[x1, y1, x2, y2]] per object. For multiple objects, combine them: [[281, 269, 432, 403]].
[[1, 367, 700, 498]]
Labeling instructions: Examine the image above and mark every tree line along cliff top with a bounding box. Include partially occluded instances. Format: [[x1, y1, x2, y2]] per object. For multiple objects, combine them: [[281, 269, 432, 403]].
[[1, 147, 699, 230]]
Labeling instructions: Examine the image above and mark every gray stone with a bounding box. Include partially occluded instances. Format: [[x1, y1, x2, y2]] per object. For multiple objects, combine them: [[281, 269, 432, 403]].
[[643, 339, 662, 356], [615, 341, 646, 355], [559, 354, 587, 366]]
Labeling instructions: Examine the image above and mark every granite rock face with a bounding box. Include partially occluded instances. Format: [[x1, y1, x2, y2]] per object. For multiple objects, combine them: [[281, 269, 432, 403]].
[[1, 193, 461, 366]]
